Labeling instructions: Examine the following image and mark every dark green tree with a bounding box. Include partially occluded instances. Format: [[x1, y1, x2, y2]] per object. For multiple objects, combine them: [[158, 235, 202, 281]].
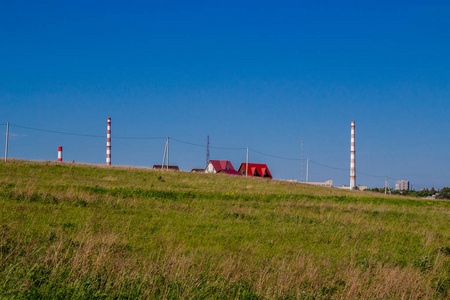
[[437, 187, 450, 200]]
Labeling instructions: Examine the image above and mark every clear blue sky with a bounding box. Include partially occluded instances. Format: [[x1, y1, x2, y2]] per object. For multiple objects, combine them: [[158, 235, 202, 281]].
[[1, 0, 449, 189]]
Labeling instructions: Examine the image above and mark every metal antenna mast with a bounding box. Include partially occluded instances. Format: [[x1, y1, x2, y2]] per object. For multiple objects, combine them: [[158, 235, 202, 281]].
[[206, 135, 210, 167]]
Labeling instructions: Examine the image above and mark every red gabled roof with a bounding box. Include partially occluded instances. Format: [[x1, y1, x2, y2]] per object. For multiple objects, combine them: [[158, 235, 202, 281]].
[[208, 160, 236, 172], [217, 169, 242, 176], [238, 163, 273, 179]]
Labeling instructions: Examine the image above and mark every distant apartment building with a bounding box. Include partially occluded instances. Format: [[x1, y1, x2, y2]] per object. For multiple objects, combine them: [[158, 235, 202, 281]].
[[395, 180, 409, 191]]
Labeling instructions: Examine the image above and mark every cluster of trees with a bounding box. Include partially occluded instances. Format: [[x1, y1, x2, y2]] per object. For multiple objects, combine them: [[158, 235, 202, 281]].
[[367, 187, 450, 199], [437, 187, 450, 200]]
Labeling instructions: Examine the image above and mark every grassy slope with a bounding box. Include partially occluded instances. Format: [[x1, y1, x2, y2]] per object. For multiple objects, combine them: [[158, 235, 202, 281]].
[[0, 160, 449, 299]]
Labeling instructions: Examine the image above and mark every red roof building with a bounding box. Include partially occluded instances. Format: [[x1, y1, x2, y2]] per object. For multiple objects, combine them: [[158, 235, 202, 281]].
[[238, 163, 273, 179], [217, 169, 242, 176], [205, 160, 238, 174]]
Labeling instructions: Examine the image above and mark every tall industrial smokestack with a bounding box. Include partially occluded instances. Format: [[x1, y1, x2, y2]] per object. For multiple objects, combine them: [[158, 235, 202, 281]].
[[350, 121, 356, 189], [106, 118, 111, 166]]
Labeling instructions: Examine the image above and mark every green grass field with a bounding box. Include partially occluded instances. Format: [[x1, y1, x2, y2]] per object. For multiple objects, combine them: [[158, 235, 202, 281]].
[[1, 160, 449, 299]]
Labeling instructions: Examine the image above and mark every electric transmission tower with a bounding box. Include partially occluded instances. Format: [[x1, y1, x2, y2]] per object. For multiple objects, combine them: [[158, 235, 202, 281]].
[[206, 135, 210, 167]]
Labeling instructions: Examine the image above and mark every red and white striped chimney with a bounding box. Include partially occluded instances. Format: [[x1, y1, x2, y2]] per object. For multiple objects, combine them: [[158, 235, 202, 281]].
[[350, 121, 356, 189], [106, 118, 111, 166], [58, 146, 62, 162]]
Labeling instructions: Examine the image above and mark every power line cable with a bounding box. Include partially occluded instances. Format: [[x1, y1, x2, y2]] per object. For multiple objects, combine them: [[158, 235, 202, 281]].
[[356, 171, 386, 179], [11, 124, 104, 138], [10, 124, 166, 140], [175, 147, 405, 186], [246, 149, 394, 181], [387, 176, 403, 183], [249, 148, 301, 161], [171, 137, 246, 150], [9, 123, 409, 184], [211, 145, 247, 150], [114, 136, 166, 140], [10, 123, 245, 148], [308, 159, 349, 171], [248, 150, 414, 185], [304, 159, 392, 180], [170, 138, 205, 148]]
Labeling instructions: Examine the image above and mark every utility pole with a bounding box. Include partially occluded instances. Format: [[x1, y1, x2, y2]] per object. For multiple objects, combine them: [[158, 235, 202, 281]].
[[206, 135, 210, 167], [4, 122, 9, 162], [306, 158, 309, 183], [161, 137, 169, 170], [385, 177, 391, 195], [301, 137, 304, 182], [246, 147, 249, 177], [161, 140, 166, 170]]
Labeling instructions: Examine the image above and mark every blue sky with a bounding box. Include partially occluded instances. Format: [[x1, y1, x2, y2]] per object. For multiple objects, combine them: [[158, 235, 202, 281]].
[[1, 0, 449, 189]]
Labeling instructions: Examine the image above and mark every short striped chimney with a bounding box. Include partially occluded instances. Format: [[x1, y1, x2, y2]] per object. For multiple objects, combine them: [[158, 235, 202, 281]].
[[58, 146, 62, 162], [350, 121, 356, 189], [106, 117, 111, 166]]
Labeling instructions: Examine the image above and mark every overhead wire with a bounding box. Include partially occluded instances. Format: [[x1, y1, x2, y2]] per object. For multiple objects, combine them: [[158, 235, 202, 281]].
[[249, 149, 301, 161], [211, 145, 247, 150], [308, 159, 349, 171], [356, 171, 386, 179], [170, 138, 205, 148], [171, 137, 246, 150], [10, 124, 104, 138], [6, 122, 409, 185], [114, 136, 166, 140], [306, 159, 396, 180], [10, 124, 166, 140]]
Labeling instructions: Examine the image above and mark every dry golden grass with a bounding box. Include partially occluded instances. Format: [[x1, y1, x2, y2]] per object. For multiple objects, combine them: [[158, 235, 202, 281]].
[[0, 159, 449, 299]]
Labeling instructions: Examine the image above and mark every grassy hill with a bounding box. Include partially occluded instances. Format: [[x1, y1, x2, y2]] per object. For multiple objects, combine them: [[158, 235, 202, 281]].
[[1, 160, 449, 299]]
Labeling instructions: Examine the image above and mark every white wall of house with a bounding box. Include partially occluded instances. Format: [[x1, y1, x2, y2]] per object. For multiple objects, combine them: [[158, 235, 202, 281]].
[[205, 162, 216, 173]]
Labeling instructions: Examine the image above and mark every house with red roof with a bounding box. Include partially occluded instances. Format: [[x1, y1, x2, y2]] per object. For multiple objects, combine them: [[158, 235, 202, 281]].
[[238, 163, 273, 179], [205, 160, 241, 175], [217, 169, 242, 175]]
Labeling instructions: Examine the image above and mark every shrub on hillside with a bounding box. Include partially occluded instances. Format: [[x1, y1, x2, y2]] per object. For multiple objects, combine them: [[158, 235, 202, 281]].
[[437, 187, 450, 200]]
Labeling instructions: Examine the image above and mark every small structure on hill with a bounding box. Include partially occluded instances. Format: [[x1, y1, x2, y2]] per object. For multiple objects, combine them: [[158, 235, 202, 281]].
[[191, 168, 205, 173], [338, 185, 367, 191], [217, 169, 242, 176], [307, 180, 333, 188], [238, 163, 272, 179], [205, 160, 239, 174], [152, 165, 179, 171]]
